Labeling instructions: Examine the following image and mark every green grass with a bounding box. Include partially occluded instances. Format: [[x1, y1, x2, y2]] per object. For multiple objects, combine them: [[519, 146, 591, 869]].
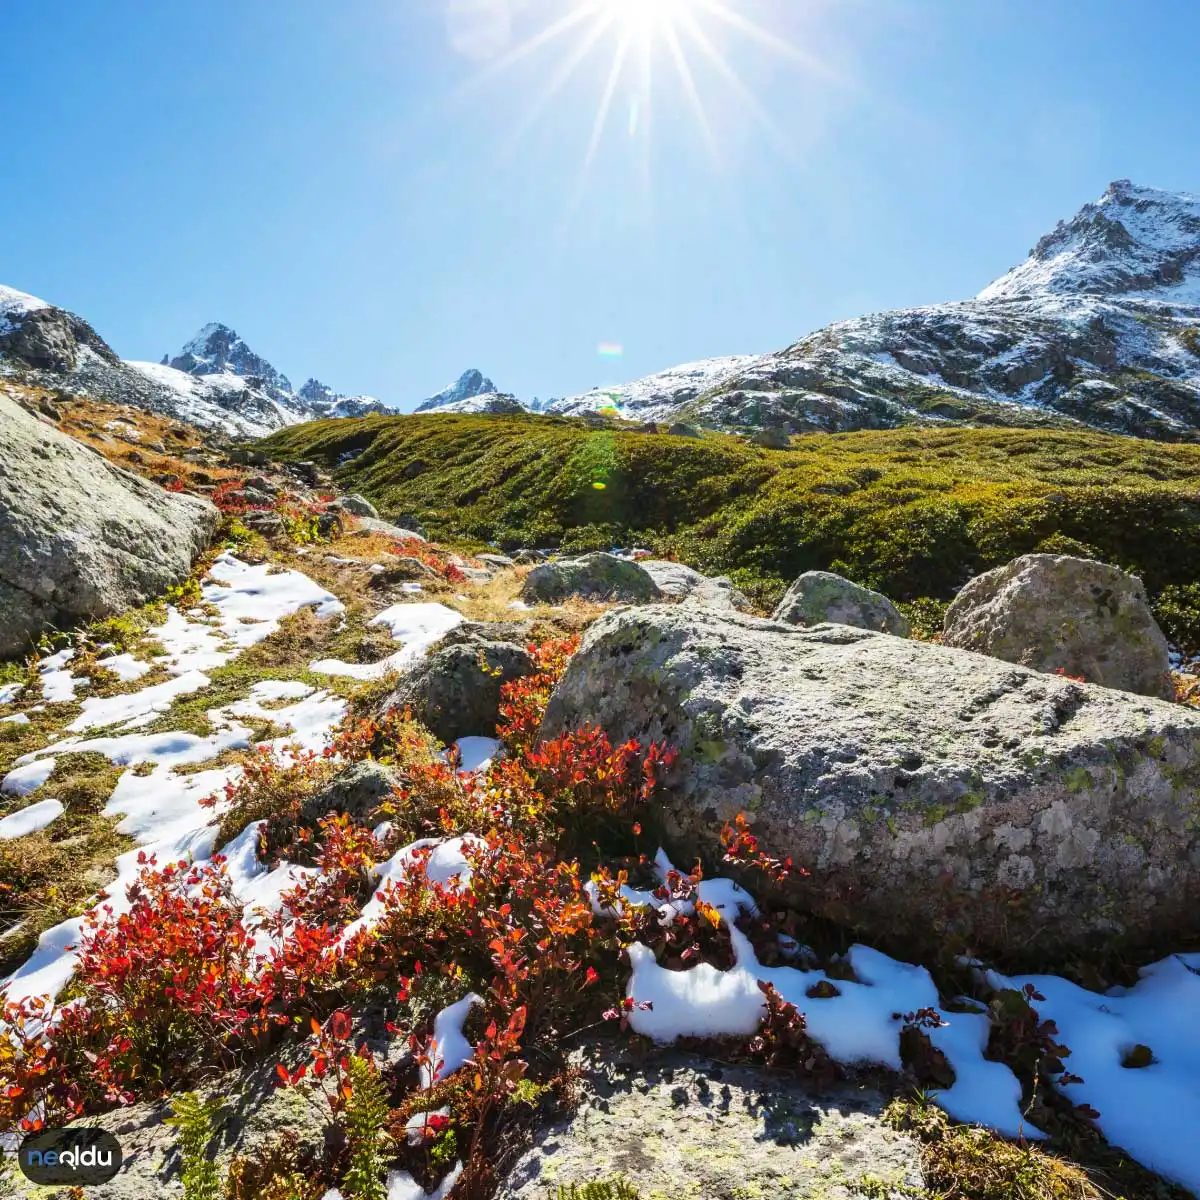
[[260, 414, 1200, 608]]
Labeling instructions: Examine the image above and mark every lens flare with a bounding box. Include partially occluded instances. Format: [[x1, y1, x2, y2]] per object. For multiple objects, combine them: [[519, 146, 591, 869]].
[[598, 342, 624, 358]]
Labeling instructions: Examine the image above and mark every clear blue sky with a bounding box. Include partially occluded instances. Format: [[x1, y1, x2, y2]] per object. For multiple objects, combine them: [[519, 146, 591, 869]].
[[2, 0, 1198, 409]]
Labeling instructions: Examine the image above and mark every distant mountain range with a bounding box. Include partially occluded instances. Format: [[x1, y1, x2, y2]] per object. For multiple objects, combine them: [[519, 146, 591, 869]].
[[3, 179, 1199, 441]]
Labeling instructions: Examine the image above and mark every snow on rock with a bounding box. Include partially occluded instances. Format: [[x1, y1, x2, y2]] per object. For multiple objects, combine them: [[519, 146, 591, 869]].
[[423, 994, 483, 1087], [0, 283, 50, 333], [0, 683, 24, 706], [453, 736, 501, 774], [0, 798, 64, 840], [416, 368, 499, 412], [385, 1162, 464, 1200]]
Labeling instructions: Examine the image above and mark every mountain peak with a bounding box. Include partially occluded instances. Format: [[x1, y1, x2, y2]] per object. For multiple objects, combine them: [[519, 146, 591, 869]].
[[415, 368, 499, 412], [169, 323, 292, 395], [979, 180, 1200, 303]]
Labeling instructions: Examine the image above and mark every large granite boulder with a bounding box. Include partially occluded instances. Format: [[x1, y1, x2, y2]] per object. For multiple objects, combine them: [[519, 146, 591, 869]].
[[943, 553, 1172, 699], [299, 760, 401, 827], [541, 605, 1200, 962], [385, 622, 536, 743], [773, 570, 910, 637], [0, 395, 218, 659], [521, 553, 662, 605]]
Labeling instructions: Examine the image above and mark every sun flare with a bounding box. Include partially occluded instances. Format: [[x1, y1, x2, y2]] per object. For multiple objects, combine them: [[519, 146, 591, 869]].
[[603, 0, 686, 41]]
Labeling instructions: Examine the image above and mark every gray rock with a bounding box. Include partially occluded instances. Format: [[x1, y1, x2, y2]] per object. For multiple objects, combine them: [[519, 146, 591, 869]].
[[512, 549, 547, 565], [386, 623, 535, 743], [751, 425, 792, 449], [521, 553, 663, 605], [332, 493, 379, 519], [476, 553, 516, 569], [0, 395, 218, 660], [227, 447, 269, 467], [380, 512, 429, 539], [943, 554, 1173, 699], [773, 571, 911, 637], [541, 604, 1200, 961], [354, 516, 427, 543], [639, 560, 753, 613], [300, 760, 401, 827], [667, 421, 702, 438], [240, 510, 285, 536], [458, 566, 494, 585], [498, 1050, 923, 1200]]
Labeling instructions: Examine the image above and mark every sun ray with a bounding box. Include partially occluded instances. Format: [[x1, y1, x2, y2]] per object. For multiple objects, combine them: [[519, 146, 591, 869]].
[[662, 18, 719, 164], [695, 0, 850, 88], [556, 20, 634, 241], [447, 2, 604, 106], [498, 10, 613, 161], [676, 7, 796, 160]]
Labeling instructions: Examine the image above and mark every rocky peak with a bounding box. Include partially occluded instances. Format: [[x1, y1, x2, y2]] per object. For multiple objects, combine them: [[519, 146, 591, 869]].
[[416, 368, 498, 412], [979, 180, 1200, 302], [297, 377, 336, 407], [169, 323, 293, 395]]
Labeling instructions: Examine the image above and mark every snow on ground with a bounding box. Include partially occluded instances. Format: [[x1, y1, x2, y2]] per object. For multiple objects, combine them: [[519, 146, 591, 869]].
[[0, 799, 64, 840], [0, 684, 23, 706], [0, 758, 56, 797], [453, 736, 501, 774], [68, 670, 211, 732], [38, 649, 81, 703], [311, 602, 462, 680], [94, 653, 152, 683], [423, 993, 483, 1087]]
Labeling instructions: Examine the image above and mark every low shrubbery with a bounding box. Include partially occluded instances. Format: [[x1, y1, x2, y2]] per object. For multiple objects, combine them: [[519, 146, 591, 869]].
[[259, 415, 1200, 608]]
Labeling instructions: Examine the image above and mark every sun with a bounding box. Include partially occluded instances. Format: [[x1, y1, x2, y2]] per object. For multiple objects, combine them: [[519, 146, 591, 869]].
[[603, 0, 687, 41]]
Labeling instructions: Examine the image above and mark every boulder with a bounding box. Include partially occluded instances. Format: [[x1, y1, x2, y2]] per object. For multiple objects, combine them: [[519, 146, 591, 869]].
[[0, 395, 218, 659], [380, 512, 429, 539], [476, 553, 516, 569], [667, 422, 702, 438], [299, 760, 401, 827], [773, 570, 910, 637], [943, 554, 1172, 699], [385, 623, 536, 743], [498, 1050, 923, 1200], [521, 553, 663, 605], [751, 425, 792, 449], [639, 560, 752, 612], [541, 604, 1200, 962], [332, 493, 379, 519], [354, 516, 427, 542]]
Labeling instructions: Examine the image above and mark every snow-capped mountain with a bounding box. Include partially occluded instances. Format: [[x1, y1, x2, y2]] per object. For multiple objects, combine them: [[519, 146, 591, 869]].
[[415, 368, 499, 412], [548, 181, 1200, 441], [0, 300, 392, 437]]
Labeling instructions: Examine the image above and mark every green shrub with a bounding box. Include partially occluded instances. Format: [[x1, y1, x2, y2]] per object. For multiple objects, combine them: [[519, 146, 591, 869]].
[[259, 416, 1200, 604], [1153, 583, 1200, 660], [165, 1091, 225, 1200]]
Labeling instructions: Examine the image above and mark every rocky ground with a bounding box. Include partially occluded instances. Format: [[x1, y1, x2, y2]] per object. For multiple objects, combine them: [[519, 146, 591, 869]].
[[0, 386, 1198, 1200]]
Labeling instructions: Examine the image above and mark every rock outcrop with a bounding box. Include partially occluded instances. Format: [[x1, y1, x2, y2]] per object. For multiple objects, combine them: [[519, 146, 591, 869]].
[[384, 623, 535, 744], [0, 395, 218, 659], [639, 560, 752, 613], [498, 1051, 923, 1200], [943, 554, 1172, 698], [541, 604, 1200, 961], [521, 553, 662, 605], [773, 570, 910, 636]]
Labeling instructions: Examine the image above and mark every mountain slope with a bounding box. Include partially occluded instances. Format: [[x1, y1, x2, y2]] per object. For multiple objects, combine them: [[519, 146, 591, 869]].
[[548, 181, 1200, 441], [259, 411, 1200, 607]]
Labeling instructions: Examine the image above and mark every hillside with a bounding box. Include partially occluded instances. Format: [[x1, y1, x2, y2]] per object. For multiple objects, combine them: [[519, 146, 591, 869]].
[[260, 411, 1200, 607]]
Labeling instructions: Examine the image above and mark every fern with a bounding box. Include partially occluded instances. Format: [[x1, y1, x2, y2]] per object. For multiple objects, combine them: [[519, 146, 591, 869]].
[[555, 1181, 641, 1200], [342, 1054, 393, 1200], [165, 1090, 225, 1200]]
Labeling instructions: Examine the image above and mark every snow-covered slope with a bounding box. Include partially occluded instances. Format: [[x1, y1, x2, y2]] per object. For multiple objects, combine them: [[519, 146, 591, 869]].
[[549, 181, 1200, 441]]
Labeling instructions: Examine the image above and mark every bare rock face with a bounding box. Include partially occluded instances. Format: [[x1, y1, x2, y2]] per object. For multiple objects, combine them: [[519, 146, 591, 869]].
[[497, 1051, 923, 1200], [773, 570, 910, 637], [0, 395, 218, 658], [541, 604, 1200, 963], [943, 554, 1172, 699], [638, 560, 752, 612]]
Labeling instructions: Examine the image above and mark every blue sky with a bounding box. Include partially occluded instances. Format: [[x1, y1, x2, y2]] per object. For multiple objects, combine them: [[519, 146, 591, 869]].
[[2, 0, 1198, 408]]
